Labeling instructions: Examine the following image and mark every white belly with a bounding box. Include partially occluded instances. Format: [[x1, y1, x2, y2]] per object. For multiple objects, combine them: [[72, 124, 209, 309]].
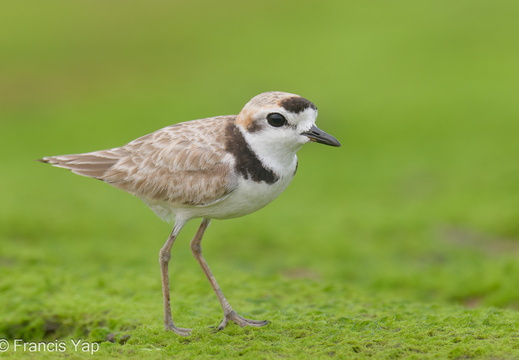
[[148, 165, 296, 223], [209, 174, 294, 219]]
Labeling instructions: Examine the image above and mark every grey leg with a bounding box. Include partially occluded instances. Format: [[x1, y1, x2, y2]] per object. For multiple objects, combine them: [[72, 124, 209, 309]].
[[159, 220, 192, 336], [190, 218, 269, 330]]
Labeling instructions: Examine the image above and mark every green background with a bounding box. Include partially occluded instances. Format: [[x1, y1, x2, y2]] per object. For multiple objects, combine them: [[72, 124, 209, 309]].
[[1, 1, 519, 358]]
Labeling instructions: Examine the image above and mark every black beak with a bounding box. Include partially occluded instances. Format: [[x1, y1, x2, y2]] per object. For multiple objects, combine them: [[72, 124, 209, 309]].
[[301, 125, 341, 147]]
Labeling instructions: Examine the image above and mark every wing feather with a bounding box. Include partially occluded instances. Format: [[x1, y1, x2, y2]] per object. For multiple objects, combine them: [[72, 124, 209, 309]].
[[41, 116, 237, 206]]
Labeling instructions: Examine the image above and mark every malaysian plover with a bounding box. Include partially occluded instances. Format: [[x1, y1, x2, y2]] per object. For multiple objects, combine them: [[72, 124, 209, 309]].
[[39, 91, 341, 336]]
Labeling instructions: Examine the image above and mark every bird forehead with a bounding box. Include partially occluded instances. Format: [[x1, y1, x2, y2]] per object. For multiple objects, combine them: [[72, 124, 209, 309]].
[[277, 96, 317, 114], [247, 92, 317, 113], [236, 92, 317, 132]]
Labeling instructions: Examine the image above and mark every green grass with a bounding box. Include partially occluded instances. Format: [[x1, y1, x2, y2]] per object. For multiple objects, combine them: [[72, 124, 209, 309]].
[[2, 0, 519, 358]]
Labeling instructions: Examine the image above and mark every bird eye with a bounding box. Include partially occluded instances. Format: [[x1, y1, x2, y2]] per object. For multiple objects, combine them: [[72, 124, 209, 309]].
[[266, 113, 287, 127]]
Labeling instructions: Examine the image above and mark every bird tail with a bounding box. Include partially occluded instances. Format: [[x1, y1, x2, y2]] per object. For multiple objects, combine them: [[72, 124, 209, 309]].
[[38, 148, 127, 180]]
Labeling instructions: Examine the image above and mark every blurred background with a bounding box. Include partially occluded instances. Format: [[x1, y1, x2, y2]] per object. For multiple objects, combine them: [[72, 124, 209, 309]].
[[1, 0, 519, 338]]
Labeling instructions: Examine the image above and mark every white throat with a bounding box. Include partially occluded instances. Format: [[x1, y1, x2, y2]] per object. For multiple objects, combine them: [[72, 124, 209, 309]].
[[240, 128, 300, 178]]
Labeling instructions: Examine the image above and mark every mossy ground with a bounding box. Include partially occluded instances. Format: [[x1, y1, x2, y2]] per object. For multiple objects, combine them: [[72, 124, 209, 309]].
[[1, 1, 519, 358]]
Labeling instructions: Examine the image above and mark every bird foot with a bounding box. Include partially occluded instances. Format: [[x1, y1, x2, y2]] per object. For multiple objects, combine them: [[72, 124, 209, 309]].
[[218, 310, 269, 330], [165, 323, 192, 337]]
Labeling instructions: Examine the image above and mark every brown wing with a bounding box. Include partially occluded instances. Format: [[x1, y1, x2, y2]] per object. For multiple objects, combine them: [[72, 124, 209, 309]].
[[40, 116, 238, 206]]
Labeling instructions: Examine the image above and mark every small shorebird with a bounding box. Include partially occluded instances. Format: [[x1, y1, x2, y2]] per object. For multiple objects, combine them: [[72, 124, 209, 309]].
[[40, 91, 340, 336]]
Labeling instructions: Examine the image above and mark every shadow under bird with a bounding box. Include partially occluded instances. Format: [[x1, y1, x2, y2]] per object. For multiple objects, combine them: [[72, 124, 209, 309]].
[[39, 91, 341, 336]]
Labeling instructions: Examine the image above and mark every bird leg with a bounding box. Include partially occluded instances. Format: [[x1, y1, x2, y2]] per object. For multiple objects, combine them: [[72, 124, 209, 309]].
[[159, 221, 192, 336], [190, 218, 269, 330]]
